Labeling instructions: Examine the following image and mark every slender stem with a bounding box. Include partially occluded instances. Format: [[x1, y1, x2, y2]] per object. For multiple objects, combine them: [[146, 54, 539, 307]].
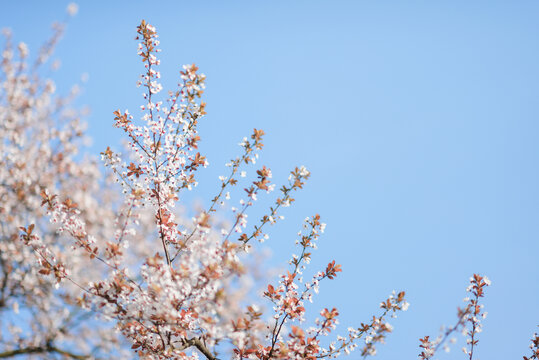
[[468, 294, 480, 360], [155, 183, 171, 268]]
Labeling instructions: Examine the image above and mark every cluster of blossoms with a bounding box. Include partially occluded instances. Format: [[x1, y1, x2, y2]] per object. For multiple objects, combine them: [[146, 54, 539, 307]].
[[418, 274, 491, 360], [4, 9, 537, 360], [0, 6, 130, 358], [14, 20, 410, 360], [523, 331, 539, 360]]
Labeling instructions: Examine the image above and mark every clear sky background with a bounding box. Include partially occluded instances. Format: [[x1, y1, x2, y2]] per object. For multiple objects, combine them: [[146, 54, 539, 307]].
[[2, 1, 539, 359]]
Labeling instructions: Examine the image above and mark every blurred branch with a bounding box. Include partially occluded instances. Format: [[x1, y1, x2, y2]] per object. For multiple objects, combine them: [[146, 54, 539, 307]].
[[0, 344, 93, 359]]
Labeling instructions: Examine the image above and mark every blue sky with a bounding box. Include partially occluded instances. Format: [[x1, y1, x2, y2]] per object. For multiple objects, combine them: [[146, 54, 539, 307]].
[[2, 1, 539, 359]]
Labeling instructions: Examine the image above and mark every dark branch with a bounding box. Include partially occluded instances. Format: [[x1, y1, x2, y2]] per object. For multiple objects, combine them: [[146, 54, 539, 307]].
[[0, 345, 92, 359]]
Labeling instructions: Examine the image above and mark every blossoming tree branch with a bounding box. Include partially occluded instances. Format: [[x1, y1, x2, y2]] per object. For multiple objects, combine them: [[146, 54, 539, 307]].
[[1, 9, 537, 360]]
